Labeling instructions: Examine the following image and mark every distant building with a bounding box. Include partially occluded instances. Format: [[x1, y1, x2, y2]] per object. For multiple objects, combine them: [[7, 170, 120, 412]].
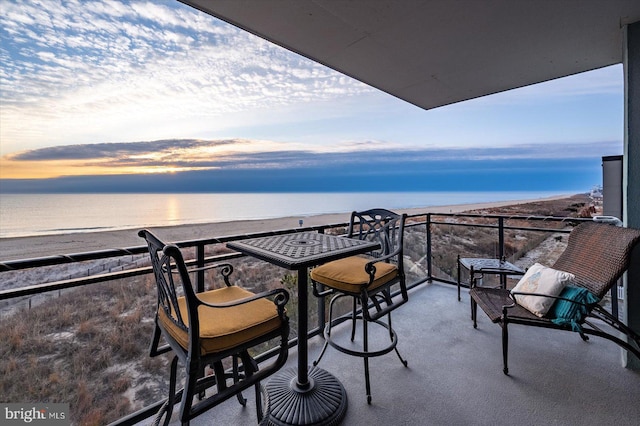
[[590, 185, 603, 201]]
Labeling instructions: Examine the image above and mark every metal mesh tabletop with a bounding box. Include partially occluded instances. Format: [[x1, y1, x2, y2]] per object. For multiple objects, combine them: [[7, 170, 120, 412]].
[[459, 258, 525, 274], [457, 257, 525, 301], [227, 232, 379, 269]]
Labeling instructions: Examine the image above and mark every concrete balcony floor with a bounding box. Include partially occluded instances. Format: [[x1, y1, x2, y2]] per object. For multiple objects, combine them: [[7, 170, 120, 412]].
[[155, 282, 640, 425]]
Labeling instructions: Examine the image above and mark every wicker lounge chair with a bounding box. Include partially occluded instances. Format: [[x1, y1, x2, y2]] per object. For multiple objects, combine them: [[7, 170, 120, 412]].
[[470, 221, 640, 374]]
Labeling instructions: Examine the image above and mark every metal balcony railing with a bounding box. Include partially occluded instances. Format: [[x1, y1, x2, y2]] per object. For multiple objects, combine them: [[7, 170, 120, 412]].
[[0, 212, 596, 425]]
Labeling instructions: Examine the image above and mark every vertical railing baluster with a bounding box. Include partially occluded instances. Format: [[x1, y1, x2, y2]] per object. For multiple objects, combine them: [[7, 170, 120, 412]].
[[611, 281, 619, 319], [317, 227, 326, 332], [196, 243, 205, 293], [498, 216, 505, 260], [427, 213, 432, 281]]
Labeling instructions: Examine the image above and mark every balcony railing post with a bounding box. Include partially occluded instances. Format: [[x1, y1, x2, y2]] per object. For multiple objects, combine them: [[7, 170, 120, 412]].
[[498, 216, 505, 260], [317, 228, 326, 332], [196, 244, 205, 293], [427, 213, 432, 281]]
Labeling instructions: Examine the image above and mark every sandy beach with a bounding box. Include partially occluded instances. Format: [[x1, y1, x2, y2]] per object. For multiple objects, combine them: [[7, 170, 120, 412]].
[[0, 195, 575, 261]]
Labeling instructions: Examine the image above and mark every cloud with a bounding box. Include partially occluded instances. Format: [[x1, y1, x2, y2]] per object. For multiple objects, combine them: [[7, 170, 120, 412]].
[[10, 139, 235, 160], [1, 137, 621, 180], [0, 0, 373, 154], [0, 0, 625, 173]]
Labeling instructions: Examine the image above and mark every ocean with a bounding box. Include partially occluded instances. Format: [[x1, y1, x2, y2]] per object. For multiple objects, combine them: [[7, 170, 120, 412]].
[[0, 191, 569, 238]]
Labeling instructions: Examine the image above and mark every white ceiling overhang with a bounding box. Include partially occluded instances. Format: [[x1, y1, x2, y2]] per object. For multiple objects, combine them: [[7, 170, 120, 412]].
[[179, 0, 640, 110]]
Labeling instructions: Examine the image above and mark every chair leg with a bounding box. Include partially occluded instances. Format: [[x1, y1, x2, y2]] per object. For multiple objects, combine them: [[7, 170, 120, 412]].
[[255, 383, 263, 422], [232, 355, 247, 406], [180, 361, 201, 426], [167, 356, 178, 423], [314, 292, 341, 367], [350, 297, 358, 341], [501, 322, 509, 375], [313, 339, 329, 367], [240, 349, 263, 420], [197, 364, 207, 401], [471, 296, 478, 329], [469, 277, 477, 319], [362, 316, 372, 404], [154, 356, 179, 426], [212, 361, 227, 393], [393, 345, 408, 368], [387, 314, 408, 367]]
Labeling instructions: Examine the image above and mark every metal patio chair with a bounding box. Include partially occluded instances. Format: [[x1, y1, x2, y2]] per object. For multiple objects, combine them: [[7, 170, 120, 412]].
[[139, 230, 290, 425], [470, 221, 640, 375], [310, 208, 409, 403]]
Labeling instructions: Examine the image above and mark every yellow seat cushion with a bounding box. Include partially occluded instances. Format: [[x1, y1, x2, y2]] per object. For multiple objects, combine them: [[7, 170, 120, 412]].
[[310, 255, 398, 294], [158, 286, 283, 355]]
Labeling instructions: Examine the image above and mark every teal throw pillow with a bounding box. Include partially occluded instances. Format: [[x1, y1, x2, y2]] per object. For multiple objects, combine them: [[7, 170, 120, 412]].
[[549, 285, 600, 332]]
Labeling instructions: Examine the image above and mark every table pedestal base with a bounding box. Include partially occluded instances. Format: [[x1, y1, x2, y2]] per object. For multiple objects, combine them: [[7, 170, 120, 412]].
[[261, 366, 348, 426]]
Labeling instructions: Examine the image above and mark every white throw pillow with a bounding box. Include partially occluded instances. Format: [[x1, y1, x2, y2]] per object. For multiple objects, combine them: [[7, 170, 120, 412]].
[[511, 263, 574, 317]]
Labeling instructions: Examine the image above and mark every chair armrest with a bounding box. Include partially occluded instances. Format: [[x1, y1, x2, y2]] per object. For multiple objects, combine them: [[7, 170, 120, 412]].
[[509, 290, 559, 301], [162, 263, 233, 287], [505, 291, 563, 311], [167, 262, 235, 287], [187, 262, 233, 274], [502, 291, 597, 321], [167, 262, 233, 274], [196, 288, 290, 312], [364, 250, 400, 282], [189, 263, 234, 287], [368, 247, 401, 264]]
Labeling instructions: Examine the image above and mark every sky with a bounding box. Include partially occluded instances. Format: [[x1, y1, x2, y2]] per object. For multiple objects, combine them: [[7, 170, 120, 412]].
[[0, 0, 625, 192]]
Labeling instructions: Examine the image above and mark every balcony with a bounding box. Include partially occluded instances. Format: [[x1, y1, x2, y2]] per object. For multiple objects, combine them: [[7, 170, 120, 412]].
[[165, 281, 640, 426], [1, 205, 638, 425]]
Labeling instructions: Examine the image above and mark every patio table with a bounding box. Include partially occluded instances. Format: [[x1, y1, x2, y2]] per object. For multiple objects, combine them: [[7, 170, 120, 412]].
[[227, 232, 380, 426], [457, 256, 525, 301]]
